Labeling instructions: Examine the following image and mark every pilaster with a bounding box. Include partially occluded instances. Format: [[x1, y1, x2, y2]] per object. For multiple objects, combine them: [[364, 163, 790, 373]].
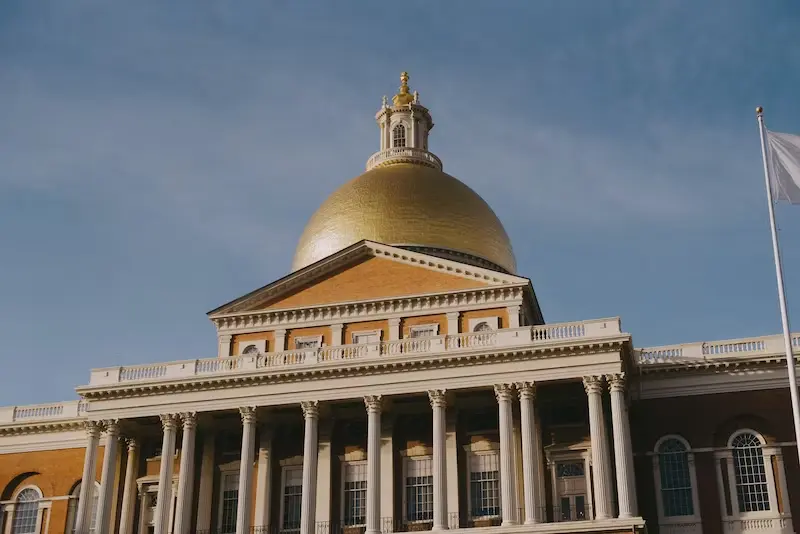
[[274, 329, 287, 351], [331, 324, 344, 347], [218, 334, 233, 358], [388, 318, 401, 341], [446, 312, 460, 335]]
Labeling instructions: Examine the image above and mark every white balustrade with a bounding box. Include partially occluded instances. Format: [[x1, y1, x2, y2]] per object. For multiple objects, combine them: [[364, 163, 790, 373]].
[[639, 332, 800, 366], [366, 147, 443, 171], [446, 331, 497, 349], [120, 364, 168, 381], [0, 400, 87, 424], [196, 356, 243, 374], [382, 337, 432, 355]]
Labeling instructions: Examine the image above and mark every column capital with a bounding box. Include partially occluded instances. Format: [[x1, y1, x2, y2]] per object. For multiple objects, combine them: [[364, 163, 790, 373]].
[[388, 317, 401, 326], [274, 328, 287, 336], [84, 420, 102, 438], [240, 406, 258, 425], [605, 373, 627, 393], [446, 311, 460, 320], [218, 334, 232, 343], [364, 395, 383, 413], [428, 389, 447, 408], [103, 419, 121, 436], [582, 375, 605, 395], [301, 401, 320, 419], [160, 413, 179, 431], [515, 381, 536, 400], [493, 383, 515, 403], [180, 412, 198, 429], [330, 323, 344, 331], [125, 438, 139, 452]]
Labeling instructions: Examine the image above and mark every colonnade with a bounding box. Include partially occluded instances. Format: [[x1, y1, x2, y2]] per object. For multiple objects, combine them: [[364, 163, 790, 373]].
[[74, 374, 637, 534]]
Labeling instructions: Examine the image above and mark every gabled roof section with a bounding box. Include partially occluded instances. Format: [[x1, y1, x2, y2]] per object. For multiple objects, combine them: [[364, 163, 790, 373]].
[[208, 241, 530, 317]]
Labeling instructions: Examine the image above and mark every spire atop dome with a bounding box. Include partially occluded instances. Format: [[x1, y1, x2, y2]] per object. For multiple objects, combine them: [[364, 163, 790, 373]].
[[392, 71, 414, 106], [368, 73, 440, 171]]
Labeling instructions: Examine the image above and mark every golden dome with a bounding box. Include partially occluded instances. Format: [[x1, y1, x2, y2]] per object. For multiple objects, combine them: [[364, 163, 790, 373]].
[[292, 163, 517, 273]]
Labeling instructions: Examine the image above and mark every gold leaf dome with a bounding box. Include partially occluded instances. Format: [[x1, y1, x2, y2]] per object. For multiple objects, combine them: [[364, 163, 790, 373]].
[[292, 163, 517, 273]]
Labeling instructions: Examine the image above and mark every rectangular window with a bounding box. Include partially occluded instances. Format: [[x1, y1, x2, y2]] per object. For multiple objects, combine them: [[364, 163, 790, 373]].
[[219, 473, 239, 534], [409, 325, 438, 338], [469, 452, 500, 519], [343, 462, 368, 526], [282, 466, 303, 531], [352, 331, 380, 344], [405, 457, 433, 522], [295, 338, 321, 350]]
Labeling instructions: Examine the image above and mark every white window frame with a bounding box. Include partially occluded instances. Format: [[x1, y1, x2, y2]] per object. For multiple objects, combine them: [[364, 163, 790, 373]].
[[392, 122, 407, 148], [2, 485, 48, 534], [714, 428, 791, 527], [351, 329, 382, 345], [402, 455, 434, 524], [279, 459, 303, 533], [545, 448, 592, 522], [65, 481, 100, 534], [294, 335, 323, 350], [652, 435, 702, 532], [340, 460, 368, 527], [464, 447, 501, 521], [217, 462, 241, 534], [238, 339, 266, 356], [468, 317, 499, 332], [408, 324, 439, 338]]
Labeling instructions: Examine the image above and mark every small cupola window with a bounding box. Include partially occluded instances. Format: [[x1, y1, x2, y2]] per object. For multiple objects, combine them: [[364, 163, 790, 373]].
[[392, 124, 406, 148]]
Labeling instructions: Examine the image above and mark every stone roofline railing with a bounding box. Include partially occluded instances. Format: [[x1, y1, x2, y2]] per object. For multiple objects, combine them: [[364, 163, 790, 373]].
[[637, 332, 800, 366], [366, 147, 443, 171], [85, 318, 622, 388], [0, 399, 88, 425]]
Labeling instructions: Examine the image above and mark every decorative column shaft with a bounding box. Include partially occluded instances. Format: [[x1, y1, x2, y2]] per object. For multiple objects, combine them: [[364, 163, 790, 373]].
[[118, 439, 139, 534], [195, 434, 216, 531], [96, 420, 121, 533], [75, 421, 101, 534], [254, 427, 274, 529], [494, 385, 517, 526], [154, 414, 178, 534], [428, 390, 448, 530], [300, 402, 320, 534], [516, 383, 540, 524], [584, 377, 613, 520], [174, 413, 197, 534], [236, 407, 257, 534], [608, 374, 637, 518], [364, 396, 383, 534]]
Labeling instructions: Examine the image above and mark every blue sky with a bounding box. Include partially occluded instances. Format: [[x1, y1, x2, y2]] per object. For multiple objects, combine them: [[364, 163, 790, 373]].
[[2, 1, 800, 406]]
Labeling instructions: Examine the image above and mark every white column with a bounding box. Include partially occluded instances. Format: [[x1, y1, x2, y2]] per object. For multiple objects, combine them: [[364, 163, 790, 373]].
[[428, 390, 448, 530], [274, 329, 287, 351], [445, 412, 460, 529], [380, 417, 394, 523], [607, 374, 637, 518], [516, 382, 541, 524], [388, 318, 401, 341], [254, 427, 274, 529], [316, 421, 333, 525], [195, 433, 216, 531], [237, 407, 257, 534], [300, 402, 320, 534], [174, 413, 197, 534], [75, 421, 101, 534], [119, 439, 139, 534], [446, 312, 460, 335], [331, 324, 344, 346], [584, 376, 613, 520], [506, 306, 521, 329], [494, 385, 518, 526], [218, 334, 233, 358], [154, 414, 178, 534], [96, 420, 121, 533], [364, 395, 383, 534]]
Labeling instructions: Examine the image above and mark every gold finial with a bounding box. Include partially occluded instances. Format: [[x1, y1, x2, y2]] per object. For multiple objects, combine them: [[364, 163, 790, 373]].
[[392, 71, 414, 106], [756, 106, 764, 115]]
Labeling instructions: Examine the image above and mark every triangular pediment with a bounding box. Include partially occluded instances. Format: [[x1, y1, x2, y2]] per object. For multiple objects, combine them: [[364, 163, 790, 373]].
[[209, 241, 529, 316]]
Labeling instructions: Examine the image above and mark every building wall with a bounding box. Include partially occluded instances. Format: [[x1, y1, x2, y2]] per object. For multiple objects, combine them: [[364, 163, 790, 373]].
[[631, 388, 800, 534]]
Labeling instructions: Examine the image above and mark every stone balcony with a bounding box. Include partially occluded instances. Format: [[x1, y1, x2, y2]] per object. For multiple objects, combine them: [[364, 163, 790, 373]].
[[637, 332, 800, 366], [365, 147, 443, 171], [87, 318, 622, 388], [0, 399, 87, 425]]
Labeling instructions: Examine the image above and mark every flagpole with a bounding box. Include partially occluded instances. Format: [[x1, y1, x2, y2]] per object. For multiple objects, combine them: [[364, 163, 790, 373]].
[[756, 106, 800, 461]]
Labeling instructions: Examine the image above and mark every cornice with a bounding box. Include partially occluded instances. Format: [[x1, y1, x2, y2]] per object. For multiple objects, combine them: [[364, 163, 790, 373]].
[[212, 284, 527, 333], [77, 336, 630, 402], [0, 419, 86, 438], [637, 354, 789, 375]]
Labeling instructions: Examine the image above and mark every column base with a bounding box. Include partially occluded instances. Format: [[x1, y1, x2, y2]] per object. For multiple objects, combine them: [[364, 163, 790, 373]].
[[365, 529, 382, 534], [524, 519, 539, 526], [618, 513, 633, 519], [501, 520, 519, 527], [594, 513, 612, 521], [432, 525, 449, 531]]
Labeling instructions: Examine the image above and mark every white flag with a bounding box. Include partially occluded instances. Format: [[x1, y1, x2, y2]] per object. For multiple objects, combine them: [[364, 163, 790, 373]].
[[767, 129, 800, 204]]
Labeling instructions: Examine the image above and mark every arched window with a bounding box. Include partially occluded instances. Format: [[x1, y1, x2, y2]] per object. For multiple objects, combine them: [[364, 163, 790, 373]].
[[66, 481, 99, 533], [657, 438, 694, 516], [11, 487, 41, 534], [392, 124, 406, 148], [731, 431, 770, 512], [473, 322, 492, 332], [242, 344, 259, 355]]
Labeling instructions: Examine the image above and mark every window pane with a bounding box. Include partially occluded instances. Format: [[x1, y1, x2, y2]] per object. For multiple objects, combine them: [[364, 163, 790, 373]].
[[732, 433, 770, 513], [220, 473, 239, 534], [392, 125, 406, 148], [658, 439, 694, 517], [12, 489, 39, 534], [344, 463, 367, 525], [283, 467, 303, 531], [469, 453, 500, 518], [405, 458, 433, 521]]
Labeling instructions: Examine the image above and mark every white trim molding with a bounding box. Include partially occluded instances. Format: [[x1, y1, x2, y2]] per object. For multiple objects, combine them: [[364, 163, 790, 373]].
[[651, 435, 702, 534]]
